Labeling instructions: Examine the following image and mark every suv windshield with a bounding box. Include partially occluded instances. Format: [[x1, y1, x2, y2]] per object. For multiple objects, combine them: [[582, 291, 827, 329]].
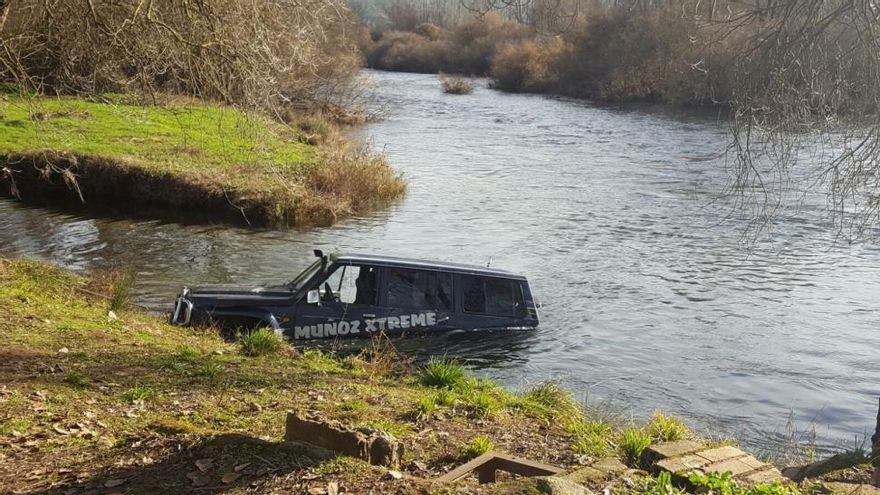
[[288, 259, 322, 290]]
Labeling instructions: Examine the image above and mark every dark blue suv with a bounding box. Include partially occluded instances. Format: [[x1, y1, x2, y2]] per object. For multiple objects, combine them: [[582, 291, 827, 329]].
[[171, 250, 539, 340]]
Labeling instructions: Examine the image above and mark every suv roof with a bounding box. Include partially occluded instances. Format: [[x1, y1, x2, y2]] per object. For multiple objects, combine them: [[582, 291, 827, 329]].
[[332, 253, 527, 280]]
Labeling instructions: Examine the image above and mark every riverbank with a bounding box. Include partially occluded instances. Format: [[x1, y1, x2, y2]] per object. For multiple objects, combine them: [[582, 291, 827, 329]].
[[1, 257, 875, 494], [0, 94, 405, 227]]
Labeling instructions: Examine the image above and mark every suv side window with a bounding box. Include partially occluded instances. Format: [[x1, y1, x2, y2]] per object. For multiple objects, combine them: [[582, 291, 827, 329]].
[[386, 268, 453, 311], [321, 264, 378, 305], [462, 275, 526, 317]]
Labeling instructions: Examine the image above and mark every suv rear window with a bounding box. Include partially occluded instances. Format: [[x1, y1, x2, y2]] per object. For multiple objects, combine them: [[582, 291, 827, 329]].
[[386, 268, 453, 311], [462, 275, 525, 317]]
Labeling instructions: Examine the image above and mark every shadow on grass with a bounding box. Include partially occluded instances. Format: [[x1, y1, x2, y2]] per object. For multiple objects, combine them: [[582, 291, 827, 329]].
[[28, 434, 330, 495]]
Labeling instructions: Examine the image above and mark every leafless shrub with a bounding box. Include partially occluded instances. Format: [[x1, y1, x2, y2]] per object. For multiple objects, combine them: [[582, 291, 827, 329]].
[[0, 0, 365, 114], [440, 73, 474, 94], [490, 36, 563, 92]]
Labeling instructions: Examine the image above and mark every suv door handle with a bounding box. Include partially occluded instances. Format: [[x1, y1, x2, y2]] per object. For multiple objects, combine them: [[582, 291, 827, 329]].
[[363, 314, 376, 318]]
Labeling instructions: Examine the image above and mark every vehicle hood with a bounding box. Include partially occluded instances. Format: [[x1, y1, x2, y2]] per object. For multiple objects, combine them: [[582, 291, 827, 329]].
[[188, 286, 293, 307]]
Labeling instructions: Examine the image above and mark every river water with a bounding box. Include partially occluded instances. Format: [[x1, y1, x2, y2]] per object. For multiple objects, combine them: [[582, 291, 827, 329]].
[[2, 70, 878, 453]]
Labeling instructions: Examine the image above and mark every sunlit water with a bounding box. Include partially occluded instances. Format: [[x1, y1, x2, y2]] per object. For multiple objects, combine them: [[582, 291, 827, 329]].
[[2, 70, 878, 453]]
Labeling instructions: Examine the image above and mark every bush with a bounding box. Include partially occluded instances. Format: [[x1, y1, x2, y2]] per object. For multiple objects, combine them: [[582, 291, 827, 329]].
[[462, 435, 494, 459], [568, 419, 614, 457], [237, 328, 283, 357], [521, 382, 581, 420], [490, 37, 565, 93], [108, 271, 136, 312], [646, 411, 689, 442], [417, 357, 467, 388], [440, 74, 474, 95]]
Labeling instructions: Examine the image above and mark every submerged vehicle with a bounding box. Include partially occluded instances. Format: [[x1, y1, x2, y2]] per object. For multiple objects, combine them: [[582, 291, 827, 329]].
[[170, 250, 539, 340]]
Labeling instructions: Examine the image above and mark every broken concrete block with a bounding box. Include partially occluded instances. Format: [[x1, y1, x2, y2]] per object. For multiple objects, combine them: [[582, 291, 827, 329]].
[[591, 457, 628, 475], [643, 440, 704, 466], [698, 446, 746, 463], [284, 411, 403, 467], [742, 467, 785, 485], [535, 476, 595, 495], [561, 466, 607, 484], [656, 453, 712, 474]]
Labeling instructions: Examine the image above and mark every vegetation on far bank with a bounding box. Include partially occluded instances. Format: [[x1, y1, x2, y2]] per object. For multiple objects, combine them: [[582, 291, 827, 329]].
[[0, 93, 405, 226], [1, 257, 875, 493], [0, 0, 405, 227]]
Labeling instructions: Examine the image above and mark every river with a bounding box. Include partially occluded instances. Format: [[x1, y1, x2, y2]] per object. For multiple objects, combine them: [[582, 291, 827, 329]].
[[2, 70, 878, 454]]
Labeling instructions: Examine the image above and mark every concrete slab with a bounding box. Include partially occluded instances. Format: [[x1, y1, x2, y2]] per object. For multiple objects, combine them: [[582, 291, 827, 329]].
[[697, 446, 747, 463], [656, 454, 712, 474], [591, 458, 628, 475], [741, 467, 785, 485], [646, 440, 705, 460], [703, 458, 756, 477]]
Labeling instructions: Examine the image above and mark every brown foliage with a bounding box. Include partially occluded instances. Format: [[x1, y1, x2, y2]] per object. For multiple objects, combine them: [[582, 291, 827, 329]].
[[0, 0, 364, 112], [369, 12, 530, 75]]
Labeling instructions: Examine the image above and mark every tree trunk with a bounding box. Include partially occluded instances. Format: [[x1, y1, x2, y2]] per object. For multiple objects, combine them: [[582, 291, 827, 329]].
[[872, 397, 879, 487]]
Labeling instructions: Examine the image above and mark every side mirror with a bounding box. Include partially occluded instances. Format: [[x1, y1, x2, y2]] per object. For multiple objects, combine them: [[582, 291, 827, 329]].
[[307, 289, 321, 304]]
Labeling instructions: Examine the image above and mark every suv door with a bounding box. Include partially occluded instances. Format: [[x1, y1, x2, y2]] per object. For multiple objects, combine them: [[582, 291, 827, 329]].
[[290, 263, 383, 340], [382, 267, 455, 335]]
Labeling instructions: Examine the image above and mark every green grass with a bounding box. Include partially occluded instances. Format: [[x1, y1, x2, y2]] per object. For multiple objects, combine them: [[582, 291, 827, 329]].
[[123, 385, 157, 402], [646, 411, 689, 442], [108, 271, 136, 312], [569, 419, 614, 457], [0, 95, 310, 174], [417, 357, 467, 389], [63, 370, 91, 388], [237, 328, 283, 357], [461, 435, 494, 459], [519, 382, 582, 420], [620, 425, 652, 467]]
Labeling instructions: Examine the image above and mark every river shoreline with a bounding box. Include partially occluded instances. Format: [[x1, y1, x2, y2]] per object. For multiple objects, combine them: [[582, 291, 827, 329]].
[[1, 256, 875, 494], [0, 94, 405, 228]]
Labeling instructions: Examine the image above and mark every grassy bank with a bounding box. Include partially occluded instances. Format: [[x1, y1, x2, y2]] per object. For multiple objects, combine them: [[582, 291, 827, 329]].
[[1, 258, 873, 494], [0, 94, 405, 227]]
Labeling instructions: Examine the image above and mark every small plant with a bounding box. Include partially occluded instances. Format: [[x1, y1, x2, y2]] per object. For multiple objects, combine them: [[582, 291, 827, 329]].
[[339, 398, 366, 413], [108, 270, 136, 312], [440, 74, 474, 95], [522, 382, 581, 419], [688, 471, 801, 495], [647, 411, 689, 442], [416, 396, 435, 418], [417, 357, 467, 388], [569, 419, 614, 457], [238, 328, 282, 357], [463, 390, 500, 418], [434, 389, 457, 406], [620, 425, 652, 467], [195, 359, 224, 379], [361, 419, 413, 438], [123, 385, 156, 402], [461, 435, 494, 459], [175, 346, 201, 363], [63, 370, 91, 388], [647, 471, 684, 495]]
